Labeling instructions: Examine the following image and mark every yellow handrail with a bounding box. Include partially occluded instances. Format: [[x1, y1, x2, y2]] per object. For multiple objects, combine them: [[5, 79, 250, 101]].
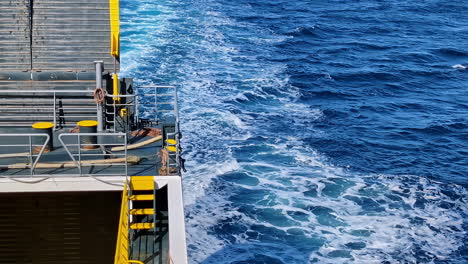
[[114, 181, 146, 264], [114, 181, 130, 264]]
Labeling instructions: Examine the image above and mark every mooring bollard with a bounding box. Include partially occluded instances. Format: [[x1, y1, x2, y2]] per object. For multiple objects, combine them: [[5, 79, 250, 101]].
[[77, 120, 99, 149], [31, 122, 54, 153]]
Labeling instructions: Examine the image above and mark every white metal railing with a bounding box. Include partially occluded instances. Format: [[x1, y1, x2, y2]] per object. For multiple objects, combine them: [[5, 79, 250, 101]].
[[0, 89, 97, 129], [58, 132, 128, 177], [138, 85, 179, 124], [0, 85, 182, 176], [105, 85, 181, 174], [0, 133, 50, 176], [138, 85, 181, 175], [0, 132, 128, 178], [105, 94, 138, 133]]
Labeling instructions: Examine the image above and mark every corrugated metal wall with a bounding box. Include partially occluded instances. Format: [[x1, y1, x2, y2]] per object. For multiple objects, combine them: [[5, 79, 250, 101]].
[[0, 0, 118, 73], [0, 0, 31, 71], [0, 80, 100, 126], [0, 191, 121, 264], [32, 0, 118, 72], [0, 80, 95, 90], [0, 0, 119, 126]]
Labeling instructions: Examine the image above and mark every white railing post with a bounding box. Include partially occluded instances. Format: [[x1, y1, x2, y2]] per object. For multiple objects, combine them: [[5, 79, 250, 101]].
[[28, 135, 33, 176], [95, 60, 104, 133], [77, 134, 82, 176]]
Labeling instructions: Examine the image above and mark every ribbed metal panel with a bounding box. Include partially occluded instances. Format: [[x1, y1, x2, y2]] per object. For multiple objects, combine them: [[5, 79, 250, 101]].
[[32, 0, 118, 72], [0, 192, 120, 264], [0, 0, 31, 71], [0, 1, 120, 126], [0, 80, 102, 126], [0, 80, 97, 90]]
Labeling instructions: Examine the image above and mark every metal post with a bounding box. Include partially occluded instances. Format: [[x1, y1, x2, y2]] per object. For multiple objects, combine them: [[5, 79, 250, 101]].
[[135, 95, 140, 126], [154, 87, 158, 121], [124, 134, 128, 177], [173, 86, 181, 175], [77, 134, 82, 176], [95, 61, 104, 133], [53, 92, 57, 130], [29, 136, 33, 176]]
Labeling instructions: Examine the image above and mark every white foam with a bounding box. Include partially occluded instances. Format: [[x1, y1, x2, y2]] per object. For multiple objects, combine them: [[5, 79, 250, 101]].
[[452, 64, 466, 69], [121, 1, 467, 263], [183, 158, 239, 206]]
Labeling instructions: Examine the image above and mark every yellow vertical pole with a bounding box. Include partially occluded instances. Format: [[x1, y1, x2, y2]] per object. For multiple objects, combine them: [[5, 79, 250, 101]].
[[113, 73, 120, 102], [109, 0, 120, 58], [109, 0, 120, 104]]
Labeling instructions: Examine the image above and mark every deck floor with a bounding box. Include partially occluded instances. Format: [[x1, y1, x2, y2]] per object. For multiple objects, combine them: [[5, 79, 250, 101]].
[[0, 127, 164, 178]]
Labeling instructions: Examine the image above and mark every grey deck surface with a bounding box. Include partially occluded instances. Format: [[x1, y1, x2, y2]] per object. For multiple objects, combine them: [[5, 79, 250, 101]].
[[130, 212, 169, 264]]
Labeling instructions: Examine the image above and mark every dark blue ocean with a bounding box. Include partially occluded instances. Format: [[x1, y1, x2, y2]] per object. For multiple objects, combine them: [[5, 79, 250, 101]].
[[120, 0, 467, 263]]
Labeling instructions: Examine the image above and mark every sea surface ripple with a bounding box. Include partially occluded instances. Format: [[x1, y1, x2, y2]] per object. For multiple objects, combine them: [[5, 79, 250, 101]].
[[120, 0, 467, 263]]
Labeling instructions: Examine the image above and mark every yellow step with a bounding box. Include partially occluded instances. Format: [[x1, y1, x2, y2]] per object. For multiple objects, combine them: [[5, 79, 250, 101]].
[[130, 223, 155, 230], [130, 208, 154, 215], [129, 194, 154, 201], [166, 146, 177, 152], [130, 176, 154, 191], [166, 139, 177, 145]]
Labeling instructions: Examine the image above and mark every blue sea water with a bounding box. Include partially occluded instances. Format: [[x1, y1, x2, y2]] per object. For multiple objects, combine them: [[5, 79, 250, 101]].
[[120, 0, 467, 263]]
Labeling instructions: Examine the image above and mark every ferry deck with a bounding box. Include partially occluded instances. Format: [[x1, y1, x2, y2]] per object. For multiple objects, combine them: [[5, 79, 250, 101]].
[[0, 1, 187, 263]]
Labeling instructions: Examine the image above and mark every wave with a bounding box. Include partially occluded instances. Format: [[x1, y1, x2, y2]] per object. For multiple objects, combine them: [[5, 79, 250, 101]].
[[190, 139, 467, 263], [408, 122, 467, 135], [452, 64, 466, 69], [434, 48, 468, 58], [286, 26, 322, 38], [332, 71, 399, 82], [120, 1, 468, 263]]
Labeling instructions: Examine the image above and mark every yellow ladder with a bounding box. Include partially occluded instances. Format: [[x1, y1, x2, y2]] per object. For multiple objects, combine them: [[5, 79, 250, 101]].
[[114, 176, 156, 264]]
